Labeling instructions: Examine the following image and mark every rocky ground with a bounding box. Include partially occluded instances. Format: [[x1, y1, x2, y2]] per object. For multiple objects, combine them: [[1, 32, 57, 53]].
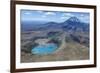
[[21, 31, 89, 63]]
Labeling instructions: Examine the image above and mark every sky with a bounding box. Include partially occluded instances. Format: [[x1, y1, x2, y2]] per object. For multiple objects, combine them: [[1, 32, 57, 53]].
[[21, 9, 90, 23]]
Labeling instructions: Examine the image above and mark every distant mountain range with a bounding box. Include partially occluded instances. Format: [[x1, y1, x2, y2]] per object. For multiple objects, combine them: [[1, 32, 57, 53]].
[[21, 17, 89, 32]]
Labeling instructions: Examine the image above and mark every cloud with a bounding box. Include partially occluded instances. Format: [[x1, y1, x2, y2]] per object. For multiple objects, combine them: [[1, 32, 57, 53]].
[[42, 15, 47, 18], [62, 13, 74, 17], [24, 12, 32, 15], [45, 12, 56, 15], [60, 13, 74, 20], [79, 16, 89, 23], [60, 16, 68, 19], [60, 17, 70, 21], [80, 14, 85, 17], [36, 11, 44, 13]]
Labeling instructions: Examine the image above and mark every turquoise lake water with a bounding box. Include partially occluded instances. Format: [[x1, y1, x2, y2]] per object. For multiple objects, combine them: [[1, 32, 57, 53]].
[[31, 43, 57, 55]]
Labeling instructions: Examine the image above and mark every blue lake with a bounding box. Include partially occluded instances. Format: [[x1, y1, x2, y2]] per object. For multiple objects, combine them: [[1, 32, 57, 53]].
[[31, 43, 57, 55]]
